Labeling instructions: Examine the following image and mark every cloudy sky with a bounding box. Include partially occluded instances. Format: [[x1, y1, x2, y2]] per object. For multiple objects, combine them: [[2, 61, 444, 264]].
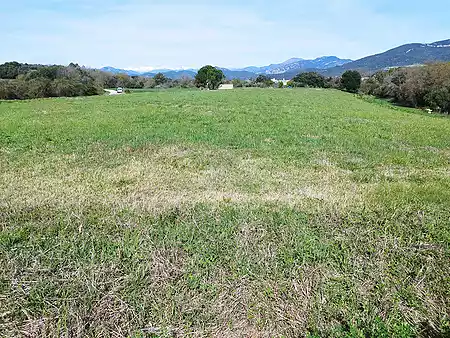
[[2, 0, 449, 70]]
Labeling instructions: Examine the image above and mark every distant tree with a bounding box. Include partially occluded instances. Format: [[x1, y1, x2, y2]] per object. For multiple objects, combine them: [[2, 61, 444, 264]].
[[116, 74, 131, 88], [232, 79, 244, 88], [144, 78, 156, 89], [425, 85, 450, 113], [278, 81, 284, 88], [178, 76, 194, 88], [154, 73, 167, 86], [292, 72, 326, 88], [255, 75, 270, 83], [195, 65, 225, 90], [341, 70, 362, 93], [254, 74, 274, 87]]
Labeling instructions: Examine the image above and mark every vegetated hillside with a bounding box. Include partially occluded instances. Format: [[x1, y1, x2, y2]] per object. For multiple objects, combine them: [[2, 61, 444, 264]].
[[265, 56, 352, 74], [1, 89, 449, 337], [274, 39, 450, 79], [236, 56, 352, 75], [339, 39, 450, 71]]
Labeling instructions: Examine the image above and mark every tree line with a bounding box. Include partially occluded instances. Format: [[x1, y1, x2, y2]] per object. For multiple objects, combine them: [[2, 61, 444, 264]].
[[0, 62, 197, 100], [0, 62, 102, 100], [2, 61, 449, 114], [360, 63, 450, 114]]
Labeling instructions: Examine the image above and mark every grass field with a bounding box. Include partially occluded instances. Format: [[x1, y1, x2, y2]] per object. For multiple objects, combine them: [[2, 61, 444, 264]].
[[1, 88, 449, 337]]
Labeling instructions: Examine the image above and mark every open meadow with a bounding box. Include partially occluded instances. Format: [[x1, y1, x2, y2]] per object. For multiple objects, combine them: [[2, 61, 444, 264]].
[[1, 88, 449, 337]]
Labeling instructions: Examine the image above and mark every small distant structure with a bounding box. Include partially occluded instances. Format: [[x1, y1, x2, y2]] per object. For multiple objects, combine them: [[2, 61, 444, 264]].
[[219, 84, 234, 90], [271, 78, 289, 86]]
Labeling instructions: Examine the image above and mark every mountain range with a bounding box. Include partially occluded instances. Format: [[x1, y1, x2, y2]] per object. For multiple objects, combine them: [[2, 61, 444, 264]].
[[100, 39, 450, 80]]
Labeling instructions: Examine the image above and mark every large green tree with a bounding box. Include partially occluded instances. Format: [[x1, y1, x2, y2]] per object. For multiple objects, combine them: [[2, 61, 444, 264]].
[[341, 70, 362, 93], [195, 65, 225, 90], [154, 73, 168, 86], [292, 72, 326, 88]]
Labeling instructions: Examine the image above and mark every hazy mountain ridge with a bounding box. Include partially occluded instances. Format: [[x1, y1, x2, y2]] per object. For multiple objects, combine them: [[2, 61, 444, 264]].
[[100, 56, 351, 79], [100, 39, 450, 80], [318, 39, 450, 76]]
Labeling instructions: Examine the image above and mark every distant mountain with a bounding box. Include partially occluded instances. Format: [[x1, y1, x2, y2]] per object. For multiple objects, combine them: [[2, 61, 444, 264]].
[[320, 39, 450, 77], [100, 39, 450, 81], [266, 56, 352, 74], [142, 70, 197, 79], [100, 67, 142, 76], [237, 58, 304, 74], [218, 68, 258, 80], [235, 56, 351, 75]]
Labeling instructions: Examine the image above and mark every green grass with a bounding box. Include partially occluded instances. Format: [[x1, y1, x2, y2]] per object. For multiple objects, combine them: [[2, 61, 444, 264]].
[[1, 88, 449, 337]]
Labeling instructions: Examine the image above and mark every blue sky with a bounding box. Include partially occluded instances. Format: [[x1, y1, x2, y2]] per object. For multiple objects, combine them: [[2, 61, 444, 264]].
[[2, 0, 449, 70]]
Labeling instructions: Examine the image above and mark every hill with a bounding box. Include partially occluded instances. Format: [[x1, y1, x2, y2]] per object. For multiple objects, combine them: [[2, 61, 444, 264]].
[[236, 56, 351, 75], [336, 39, 450, 73]]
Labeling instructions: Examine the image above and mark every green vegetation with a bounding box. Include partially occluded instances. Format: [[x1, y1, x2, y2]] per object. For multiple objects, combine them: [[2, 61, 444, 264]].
[[341, 70, 362, 93], [291, 72, 327, 88], [1, 88, 449, 337], [195, 66, 225, 90], [361, 63, 450, 114]]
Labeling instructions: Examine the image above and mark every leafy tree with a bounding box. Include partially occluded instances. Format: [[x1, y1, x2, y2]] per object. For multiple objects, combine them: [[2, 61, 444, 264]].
[[341, 70, 362, 93], [425, 85, 450, 113], [154, 73, 167, 86], [232, 79, 244, 88], [144, 78, 156, 89], [255, 75, 270, 83], [254, 74, 274, 87], [292, 72, 326, 88], [278, 81, 284, 88], [195, 65, 225, 90]]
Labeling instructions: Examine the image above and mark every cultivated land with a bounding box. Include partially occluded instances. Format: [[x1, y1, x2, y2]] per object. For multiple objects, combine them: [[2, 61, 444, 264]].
[[0, 88, 449, 337]]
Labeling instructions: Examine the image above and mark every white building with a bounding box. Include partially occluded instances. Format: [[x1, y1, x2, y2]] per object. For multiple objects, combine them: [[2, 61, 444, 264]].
[[218, 84, 234, 90], [271, 78, 289, 86]]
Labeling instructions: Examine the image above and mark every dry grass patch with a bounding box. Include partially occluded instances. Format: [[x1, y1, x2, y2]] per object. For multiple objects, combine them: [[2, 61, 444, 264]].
[[0, 143, 369, 213]]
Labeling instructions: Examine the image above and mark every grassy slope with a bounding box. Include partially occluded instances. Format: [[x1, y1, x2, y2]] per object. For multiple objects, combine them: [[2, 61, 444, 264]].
[[0, 89, 449, 337]]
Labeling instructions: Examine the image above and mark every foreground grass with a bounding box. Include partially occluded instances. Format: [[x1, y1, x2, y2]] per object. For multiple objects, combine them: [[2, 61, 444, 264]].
[[1, 89, 449, 337]]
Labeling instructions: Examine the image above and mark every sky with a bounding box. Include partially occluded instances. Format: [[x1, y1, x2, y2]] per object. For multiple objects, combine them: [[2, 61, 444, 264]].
[[2, 0, 449, 70]]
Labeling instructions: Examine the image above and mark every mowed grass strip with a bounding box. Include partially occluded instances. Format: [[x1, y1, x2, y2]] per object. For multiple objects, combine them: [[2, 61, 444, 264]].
[[0, 88, 449, 337]]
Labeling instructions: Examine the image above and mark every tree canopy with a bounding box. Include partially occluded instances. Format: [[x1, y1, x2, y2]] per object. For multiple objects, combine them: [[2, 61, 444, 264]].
[[154, 73, 168, 86], [341, 70, 362, 93], [292, 72, 326, 88], [195, 65, 225, 90]]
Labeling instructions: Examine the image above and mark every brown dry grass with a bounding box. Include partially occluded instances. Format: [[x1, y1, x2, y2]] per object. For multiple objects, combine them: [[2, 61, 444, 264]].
[[0, 143, 369, 214]]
